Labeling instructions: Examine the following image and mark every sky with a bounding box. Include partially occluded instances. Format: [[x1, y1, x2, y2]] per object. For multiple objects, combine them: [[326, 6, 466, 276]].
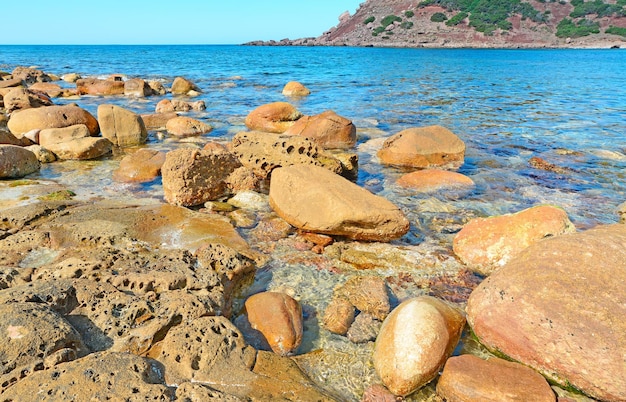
[[1, 0, 363, 45]]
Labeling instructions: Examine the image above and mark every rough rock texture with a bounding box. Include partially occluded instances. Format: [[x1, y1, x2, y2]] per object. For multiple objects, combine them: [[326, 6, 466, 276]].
[[453, 205, 576, 274], [7, 105, 99, 137], [0, 145, 39, 178], [162, 148, 242, 207], [29, 82, 65, 98], [346, 313, 383, 343], [322, 296, 355, 336], [123, 78, 153, 97], [245, 291, 303, 356], [38, 124, 92, 148], [11, 67, 51, 84], [75, 77, 125, 96], [373, 296, 465, 396], [466, 224, 626, 402], [618, 201, 626, 223], [3, 87, 53, 113], [155, 99, 205, 113], [282, 81, 311, 96], [171, 76, 200, 95], [269, 164, 409, 241], [244, 102, 302, 133], [437, 354, 555, 402], [0, 351, 172, 401], [0, 130, 30, 146], [166, 116, 212, 137], [283, 110, 357, 149], [97, 104, 148, 147], [44, 137, 112, 160], [337, 276, 390, 321], [112, 148, 166, 183], [378, 125, 466, 169], [397, 169, 475, 191], [25, 144, 56, 163], [175, 382, 244, 401], [229, 131, 353, 179]]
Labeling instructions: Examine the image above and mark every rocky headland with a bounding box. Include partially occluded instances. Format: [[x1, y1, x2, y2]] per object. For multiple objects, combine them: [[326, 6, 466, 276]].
[[0, 66, 625, 401], [244, 0, 626, 48]]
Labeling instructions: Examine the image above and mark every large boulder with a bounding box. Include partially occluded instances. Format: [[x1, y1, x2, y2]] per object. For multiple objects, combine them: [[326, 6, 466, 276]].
[[283, 110, 357, 149], [97, 104, 148, 147], [3, 87, 53, 113], [44, 137, 112, 160], [76, 77, 125, 96], [373, 296, 465, 396], [170, 76, 200, 95], [123, 78, 152, 97], [11, 66, 51, 84], [437, 355, 555, 402], [453, 205, 575, 275], [377, 125, 466, 169], [7, 105, 99, 137], [466, 224, 626, 401], [112, 148, 166, 183], [165, 116, 212, 137], [0, 145, 39, 178], [29, 82, 65, 98], [38, 124, 92, 148], [162, 148, 242, 207], [244, 102, 302, 133], [269, 164, 409, 241]]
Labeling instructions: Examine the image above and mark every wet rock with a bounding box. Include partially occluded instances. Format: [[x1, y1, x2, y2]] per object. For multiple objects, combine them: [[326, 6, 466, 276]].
[[141, 111, 178, 130], [75, 77, 125, 95], [361, 384, 400, 402], [346, 312, 382, 343], [38, 124, 91, 148], [3, 87, 53, 113], [397, 169, 475, 192], [282, 81, 311, 96], [25, 144, 56, 163], [0, 302, 85, 392], [244, 101, 302, 133], [29, 82, 64, 98], [248, 215, 295, 243], [322, 296, 355, 335], [123, 77, 152, 97], [44, 137, 112, 160], [61, 73, 81, 83], [227, 190, 270, 211], [0, 351, 172, 401], [373, 296, 465, 397], [283, 110, 357, 149], [162, 148, 242, 206], [245, 291, 303, 356], [11, 66, 51, 84], [0, 145, 39, 178], [155, 98, 205, 113], [377, 125, 466, 169], [437, 354, 555, 402], [171, 76, 200, 95], [112, 148, 166, 183], [453, 205, 576, 274], [166, 116, 212, 137], [466, 224, 626, 402], [337, 276, 390, 321], [7, 105, 99, 137], [230, 131, 350, 179], [97, 104, 148, 147], [269, 164, 409, 241], [176, 382, 244, 401], [529, 156, 571, 174]]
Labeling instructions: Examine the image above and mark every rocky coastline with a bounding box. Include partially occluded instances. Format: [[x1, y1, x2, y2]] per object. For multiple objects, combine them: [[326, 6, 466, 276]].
[[1, 66, 625, 401]]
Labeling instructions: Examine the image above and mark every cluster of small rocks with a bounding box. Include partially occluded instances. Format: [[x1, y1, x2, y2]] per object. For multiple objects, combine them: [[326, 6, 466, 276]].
[[1, 65, 625, 402]]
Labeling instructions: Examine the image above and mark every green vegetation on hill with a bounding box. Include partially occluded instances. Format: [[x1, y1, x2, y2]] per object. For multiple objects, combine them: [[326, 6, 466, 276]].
[[606, 25, 626, 37], [364, 16, 376, 24], [431, 12, 448, 22], [556, 17, 600, 37], [570, 0, 626, 17]]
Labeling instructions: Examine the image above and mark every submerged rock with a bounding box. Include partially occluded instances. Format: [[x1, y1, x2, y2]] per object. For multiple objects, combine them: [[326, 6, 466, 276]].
[[244, 102, 302, 133], [112, 148, 166, 183], [466, 224, 626, 401], [283, 110, 357, 149], [397, 169, 475, 192]]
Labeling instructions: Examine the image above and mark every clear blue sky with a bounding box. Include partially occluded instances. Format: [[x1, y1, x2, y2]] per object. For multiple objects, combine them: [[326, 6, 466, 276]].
[[2, 0, 362, 45]]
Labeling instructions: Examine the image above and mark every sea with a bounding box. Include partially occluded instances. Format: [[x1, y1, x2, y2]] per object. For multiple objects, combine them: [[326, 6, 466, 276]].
[[1, 45, 625, 400]]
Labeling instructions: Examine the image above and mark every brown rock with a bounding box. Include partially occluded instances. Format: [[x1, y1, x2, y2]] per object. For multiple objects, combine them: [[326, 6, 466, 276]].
[[244, 102, 302, 133], [11, 66, 50, 84], [397, 169, 475, 191], [338, 276, 390, 321], [437, 354, 555, 402], [61, 73, 81, 83], [76, 77, 125, 95], [0, 351, 172, 401], [346, 312, 382, 343], [141, 111, 178, 130], [29, 82, 64, 98], [162, 148, 242, 206], [176, 382, 243, 401], [225, 166, 261, 193], [0, 129, 31, 146], [377, 125, 466, 169], [466, 224, 626, 402], [0, 144, 39, 178], [97, 104, 148, 147], [155, 98, 190, 113], [361, 384, 399, 402], [44, 137, 112, 160], [25, 144, 56, 163], [618, 201, 626, 223], [453, 205, 576, 274], [38, 124, 92, 148], [171, 76, 200, 95], [3, 87, 53, 113], [373, 296, 465, 396], [245, 292, 303, 356], [0, 77, 24, 89], [322, 296, 356, 335], [166, 115, 212, 137], [123, 78, 152, 97], [112, 148, 166, 183], [148, 80, 166, 95], [282, 81, 311, 96], [283, 110, 357, 149], [269, 164, 409, 241], [8, 105, 99, 137]]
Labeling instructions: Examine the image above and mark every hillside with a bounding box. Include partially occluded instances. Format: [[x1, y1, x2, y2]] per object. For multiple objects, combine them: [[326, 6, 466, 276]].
[[246, 0, 626, 48]]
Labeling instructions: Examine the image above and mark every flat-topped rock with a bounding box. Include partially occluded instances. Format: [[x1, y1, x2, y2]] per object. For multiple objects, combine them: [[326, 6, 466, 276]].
[[8, 105, 99, 137], [283, 110, 357, 149], [245, 102, 302, 133], [76, 77, 125, 96]]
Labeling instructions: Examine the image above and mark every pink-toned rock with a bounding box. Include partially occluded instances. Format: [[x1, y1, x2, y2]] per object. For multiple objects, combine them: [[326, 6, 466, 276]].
[[8, 105, 99, 137], [45, 137, 112, 160], [39, 124, 91, 148], [140, 111, 178, 130], [171, 76, 200, 95], [29, 82, 64, 98], [467, 224, 626, 402], [0, 144, 39, 178], [373, 296, 465, 397], [453, 205, 576, 274], [11, 66, 51, 84], [438, 355, 555, 402], [76, 77, 125, 96], [378, 125, 466, 169], [283, 110, 357, 149], [322, 296, 356, 335], [97, 104, 148, 147], [244, 102, 302, 133], [245, 292, 303, 356], [166, 116, 212, 137], [112, 149, 166, 183], [282, 81, 311, 96], [397, 169, 475, 192], [361, 384, 399, 402], [123, 78, 152, 97], [3, 87, 53, 113], [269, 164, 409, 242]]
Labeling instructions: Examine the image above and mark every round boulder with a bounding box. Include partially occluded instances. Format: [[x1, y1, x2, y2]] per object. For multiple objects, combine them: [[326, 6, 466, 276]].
[[3, 87, 53, 113], [0, 144, 39, 178], [282, 81, 311, 96], [8, 105, 99, 137], [283, 110, 357, 149], [244, 102, 302, 133], [166, 116, 212, 137], [171, 76, 200, 95]]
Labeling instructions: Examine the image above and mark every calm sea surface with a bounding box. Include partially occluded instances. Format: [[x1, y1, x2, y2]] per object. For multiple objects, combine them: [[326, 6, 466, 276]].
[[1, 45, 625, 400]]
